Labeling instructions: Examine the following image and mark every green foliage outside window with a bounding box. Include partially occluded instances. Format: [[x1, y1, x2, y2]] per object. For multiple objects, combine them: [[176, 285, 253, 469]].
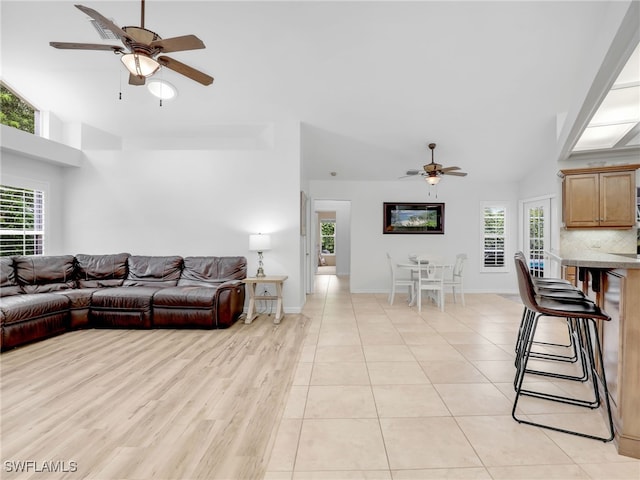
[[321, 221, 335, 254], [1, 85, 35, 134]]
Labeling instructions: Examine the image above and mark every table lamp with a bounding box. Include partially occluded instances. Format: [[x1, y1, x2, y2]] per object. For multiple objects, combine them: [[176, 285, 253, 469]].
[[249, 233, 271, 277]]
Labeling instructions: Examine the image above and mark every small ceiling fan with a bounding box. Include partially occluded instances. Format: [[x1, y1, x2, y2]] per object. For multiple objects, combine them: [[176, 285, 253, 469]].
[[403, 143, 468, 185], [50, 1, 213, 86]]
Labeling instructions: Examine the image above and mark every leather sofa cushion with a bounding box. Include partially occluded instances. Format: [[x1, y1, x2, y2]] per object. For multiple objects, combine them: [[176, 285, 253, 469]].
[[0, 257, 21, 297], [153, 286, 218, 309], [123, 256, 183, 287], [76, 253, 129, 288], [91, 286, 163, 310], [54, 288, 98, 309], [178, 256, 247, 287], [0, 293, 70, 325], [14, 255, 76, 294]]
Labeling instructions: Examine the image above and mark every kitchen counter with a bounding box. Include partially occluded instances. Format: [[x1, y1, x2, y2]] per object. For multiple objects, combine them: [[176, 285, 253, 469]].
[[550, 251, 640, 459], [557, 251, 640, 269]]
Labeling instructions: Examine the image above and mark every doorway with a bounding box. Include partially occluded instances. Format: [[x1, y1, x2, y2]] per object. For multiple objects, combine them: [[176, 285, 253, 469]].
[[308, 199, 351, 293]]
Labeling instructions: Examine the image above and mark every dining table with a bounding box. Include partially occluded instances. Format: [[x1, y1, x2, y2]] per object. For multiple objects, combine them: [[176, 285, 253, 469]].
[[397, 255, 454, 308]]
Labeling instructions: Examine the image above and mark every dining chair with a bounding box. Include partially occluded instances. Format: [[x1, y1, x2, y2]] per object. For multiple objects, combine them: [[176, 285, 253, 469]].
[[443, 253, 467, 306], [386, 253, 415, 305], [415, 256, 446, 312]]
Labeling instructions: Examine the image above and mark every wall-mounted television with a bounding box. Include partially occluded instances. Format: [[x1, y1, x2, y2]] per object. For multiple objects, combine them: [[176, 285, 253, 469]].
[[383, 202, 444, 234]]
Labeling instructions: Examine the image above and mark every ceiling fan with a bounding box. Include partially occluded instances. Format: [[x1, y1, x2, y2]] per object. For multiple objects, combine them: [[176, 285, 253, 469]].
[[403, 143, 468, 185], [50, 1, 213, 86]]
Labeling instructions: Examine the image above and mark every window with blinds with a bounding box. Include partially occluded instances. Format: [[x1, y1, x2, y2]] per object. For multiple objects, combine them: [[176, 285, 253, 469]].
[[481, 204, 507, 272], [0, 185, 45, 256]]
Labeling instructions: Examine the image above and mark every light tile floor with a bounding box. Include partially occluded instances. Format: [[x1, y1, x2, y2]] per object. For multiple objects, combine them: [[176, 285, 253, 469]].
[[265, 275, 640, 480]]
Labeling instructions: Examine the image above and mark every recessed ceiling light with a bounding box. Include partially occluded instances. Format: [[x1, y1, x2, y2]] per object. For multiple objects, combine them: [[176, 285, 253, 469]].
[[147, 79, 177, 100]]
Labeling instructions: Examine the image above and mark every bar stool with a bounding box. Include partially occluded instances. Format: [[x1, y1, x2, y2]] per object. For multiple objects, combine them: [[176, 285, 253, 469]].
[[514, 252, 596, 380], [512, 254, 614, 442], [514, 252, 589, 366]]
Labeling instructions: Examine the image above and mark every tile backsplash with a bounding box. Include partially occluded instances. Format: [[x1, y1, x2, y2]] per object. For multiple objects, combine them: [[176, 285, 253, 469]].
[[560, 227, 638, 255]]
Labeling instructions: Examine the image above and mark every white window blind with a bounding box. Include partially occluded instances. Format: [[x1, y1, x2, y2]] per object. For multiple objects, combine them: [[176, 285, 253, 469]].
[[0, 185, 45, 256], [482, 204, 507, 272]]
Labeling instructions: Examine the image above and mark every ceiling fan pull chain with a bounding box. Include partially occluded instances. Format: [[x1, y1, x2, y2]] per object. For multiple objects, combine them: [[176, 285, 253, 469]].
[[118, 68, 122, 100], [159, 68, 163, 107]]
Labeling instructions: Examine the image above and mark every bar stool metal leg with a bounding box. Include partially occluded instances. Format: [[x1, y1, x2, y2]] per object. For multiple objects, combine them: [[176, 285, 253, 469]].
[[512, 314, 614, 442]]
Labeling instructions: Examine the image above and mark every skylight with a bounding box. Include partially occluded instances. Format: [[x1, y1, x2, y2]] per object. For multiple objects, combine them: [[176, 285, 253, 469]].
[[573, 43, 640, 152]]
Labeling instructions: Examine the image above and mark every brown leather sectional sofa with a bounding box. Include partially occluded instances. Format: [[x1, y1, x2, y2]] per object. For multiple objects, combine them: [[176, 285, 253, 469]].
[[0, 253, 247, 351]]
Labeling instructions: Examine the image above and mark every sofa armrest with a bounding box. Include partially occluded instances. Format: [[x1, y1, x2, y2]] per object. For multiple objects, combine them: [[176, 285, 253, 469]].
[[213, 280, 246, 328], [218, 279, 243, 289]]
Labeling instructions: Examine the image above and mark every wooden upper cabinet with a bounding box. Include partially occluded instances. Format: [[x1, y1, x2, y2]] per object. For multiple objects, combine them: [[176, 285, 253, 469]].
[[600, 171, 636, 227], [562, 165, 638, 229], [563, 173, 600, 227]]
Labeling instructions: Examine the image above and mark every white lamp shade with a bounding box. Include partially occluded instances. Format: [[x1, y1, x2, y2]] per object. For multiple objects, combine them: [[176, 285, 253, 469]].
[[249, 234, 271, 252], [426, 174, 441, 185], [121, 53, 160, 78]]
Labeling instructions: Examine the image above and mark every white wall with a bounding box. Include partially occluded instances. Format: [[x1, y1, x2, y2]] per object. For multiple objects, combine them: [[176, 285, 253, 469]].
[[2, 120, 305, 313], [310, 178, 520, 294]]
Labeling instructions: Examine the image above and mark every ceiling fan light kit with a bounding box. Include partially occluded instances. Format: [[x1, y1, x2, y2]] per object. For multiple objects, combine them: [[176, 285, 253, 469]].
[[121, 52, 159, 78], [426, 173, 441, 185]]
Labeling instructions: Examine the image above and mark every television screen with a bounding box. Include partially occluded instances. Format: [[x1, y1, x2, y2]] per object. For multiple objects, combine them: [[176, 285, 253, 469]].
[[383, 202, 444, 234]]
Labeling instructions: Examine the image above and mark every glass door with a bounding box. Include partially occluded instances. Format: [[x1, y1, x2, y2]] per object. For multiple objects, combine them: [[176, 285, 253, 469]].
[[523, 198, 550, 277]]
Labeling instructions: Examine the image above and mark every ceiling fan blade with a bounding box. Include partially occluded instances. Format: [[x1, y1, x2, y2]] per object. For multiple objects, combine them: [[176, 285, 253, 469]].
[[75, 4, 132, 43], [129, 74, 145, 86], [150, 35, 205, 53], [442, 171, 468, 176], [400, 171, 425, 178], [440, 166, 461, 172], [157, 56, 214, 85], [50, 41, 123, 52]]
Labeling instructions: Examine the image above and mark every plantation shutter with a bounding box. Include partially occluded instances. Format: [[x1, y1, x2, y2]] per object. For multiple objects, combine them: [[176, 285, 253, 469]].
[[0, 185, 45, 256], [483, 205, 506, 269]]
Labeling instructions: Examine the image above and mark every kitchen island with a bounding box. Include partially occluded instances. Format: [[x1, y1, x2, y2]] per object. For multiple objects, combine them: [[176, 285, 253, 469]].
[[559, 251, 640, 459]]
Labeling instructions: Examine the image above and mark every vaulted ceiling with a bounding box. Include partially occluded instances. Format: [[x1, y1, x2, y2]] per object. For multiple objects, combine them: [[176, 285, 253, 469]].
[[1, 1, 637, 182]]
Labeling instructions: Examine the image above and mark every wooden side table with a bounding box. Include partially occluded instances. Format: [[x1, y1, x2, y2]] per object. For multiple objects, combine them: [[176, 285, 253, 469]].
[[243, 275, 288, 324]]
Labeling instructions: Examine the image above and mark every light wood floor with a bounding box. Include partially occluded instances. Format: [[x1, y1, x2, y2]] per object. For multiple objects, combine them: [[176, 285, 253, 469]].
[[1, 315, 309, 480], [3, 279, 640, 480]]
